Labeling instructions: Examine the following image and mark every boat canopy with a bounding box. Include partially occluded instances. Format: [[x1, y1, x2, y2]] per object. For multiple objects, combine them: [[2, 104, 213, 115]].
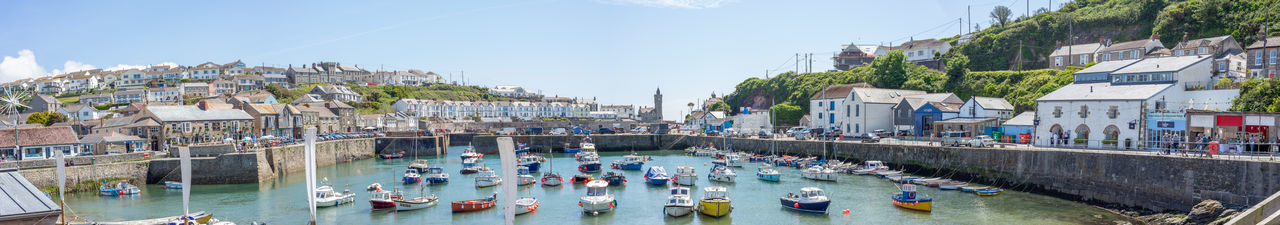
[[670, 187, 689, 195], [703, 186, 727, 199], [800, 187, 825, 197], [646, 166, 668, 177]]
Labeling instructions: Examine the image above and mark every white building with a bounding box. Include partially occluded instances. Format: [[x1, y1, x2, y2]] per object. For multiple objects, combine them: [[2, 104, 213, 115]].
[[599, 105, 635, 119], [894, 39, 951, 62], [809, 84, 925, 134], [489, 85, 541, 98], [958, 96, 1015, 120], [57, 104, 106, 121], [147, 87, 182, 103], [392, 99, 591, 121], [189, 62, 221, 80], [1034, 55, 1240, 148], [115, 69, 148, 89]]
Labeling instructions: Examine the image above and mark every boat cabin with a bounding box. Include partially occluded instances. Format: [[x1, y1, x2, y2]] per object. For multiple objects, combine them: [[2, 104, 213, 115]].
[[865, 161, 885, 168], [426, 167, 445, 174], [518, 166, 530, 175], [405, 169, 419, 175], [670, 187, 690, 196], [800, 187, 826, 198], [677, 166, 695, 174], [703, 186, 728, 200], [586, 181, 609, 196]]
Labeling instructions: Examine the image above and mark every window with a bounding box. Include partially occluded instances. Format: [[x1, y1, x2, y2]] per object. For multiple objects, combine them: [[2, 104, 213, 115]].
[[1108, 106, 1119, 119], [1198, 47, 1208, 55], [1102, 54, 1110, 61], [829, 101, 835, 110], [828, 113, 834, 124], [1053, 106, 1062, 118], [1176, 50, 1183, 56], [1079, 105, 1089, 118], [1258, 52, 1265, 65], [855, 105, 860, 117], [1272, 50, 1277, 64], [908, 52, 914, 57], [1131, 50, 1139, 59], [1219, 62, 1226, 71], [1079, 55, 1088, 64], [846, 105, 850, 117]]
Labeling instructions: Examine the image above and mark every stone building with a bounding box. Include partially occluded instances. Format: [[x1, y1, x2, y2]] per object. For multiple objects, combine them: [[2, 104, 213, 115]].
[[638, 88, 663, 123]]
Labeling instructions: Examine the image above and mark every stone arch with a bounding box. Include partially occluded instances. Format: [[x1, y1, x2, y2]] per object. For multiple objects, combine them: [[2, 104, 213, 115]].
[[1103, 125, 1120, 140], [1075, 124, 1091, 140]]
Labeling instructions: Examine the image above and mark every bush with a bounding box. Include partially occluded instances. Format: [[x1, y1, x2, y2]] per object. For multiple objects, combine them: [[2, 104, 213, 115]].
[[1102, 139, 1118, 145], [1073, 138, 1088, 144]]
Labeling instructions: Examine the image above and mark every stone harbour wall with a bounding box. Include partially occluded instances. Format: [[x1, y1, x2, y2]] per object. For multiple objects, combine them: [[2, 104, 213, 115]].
[[21, 161, 150, 191], [146, 152, 270, 184]]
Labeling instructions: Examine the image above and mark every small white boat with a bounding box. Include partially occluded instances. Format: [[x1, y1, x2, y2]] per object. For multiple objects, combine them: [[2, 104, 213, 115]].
[[408, 159, 431, 173], [707, 165, 736, 183], [579, 180, 615, 215], [674, 166, 697, 186], [757, 164, 781, 182], [475, 168, 502, 188], [664, 186, 694, 217], [541, 172, 563, 186], [163, 181, 182, 189], [517, 166, 537, 186], [850, 160, 889, 175], [392, 189, 439, 211], [801, 166, 838, 182], [315, 178, 356, 207], [712, 154, 744, 167], [514, 197, 540, 215]]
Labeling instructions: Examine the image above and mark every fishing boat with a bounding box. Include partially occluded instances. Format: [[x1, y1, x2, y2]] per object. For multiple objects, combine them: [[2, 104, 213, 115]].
[[579, 180, 615, 215], [460, 157, 483, 174], [451, 194, 498, 212], [460, 147, 483, 160], [664, 186, 694, 217], [408, 159, 431, 173], [674, 166, 697, 186], [571, 174, 595, 184], [850, 160, 889, 175], [874, 170, 903, 178], [712, 154, 744, 167], [518, 154, 542, 172], [379, 151, 404, 159], [707, 165, 736, 183], [164, 181, 183, 189], [391, 189, 439, 211], [402, 168, 422, 184], [517, 166, 538, 186], [474, 168, 502, 188], [514, 197, 540, 215], [578, 156, 602, 173], [960, 186, 989, 192], [644, 166, 670, 185], [369, 190, 396, 210], [801, 166, 838, 182], [541, 172, 563, 186], [515, 143, 531, 155], [975, 188, 1002, 196], [424, 167, 449, 184], [696, 186, 732, 217], [892, 184, 932, 212], [99, 181, 141, 196], [757, 164, 781, 182], [315, 178, 356, 207], [601, 171, 626, 186], [781, 187, 830, 213], [575, 151, 599, 162], [610, 154, 646, 170]]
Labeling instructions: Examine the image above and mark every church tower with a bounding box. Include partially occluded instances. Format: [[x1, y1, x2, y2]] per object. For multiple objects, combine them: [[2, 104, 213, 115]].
[[653, 87, 663, 121]]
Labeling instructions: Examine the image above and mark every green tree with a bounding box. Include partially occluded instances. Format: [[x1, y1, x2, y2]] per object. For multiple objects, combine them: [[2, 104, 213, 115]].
[[945, 54, 970, 89], [1231, 78, 1280, 112], [990, 6, 1013, 27], [769, 103, 804, 126], [710, 101, 732, 113], [868, 50, 908, 89], [26, 112, 69, 126]]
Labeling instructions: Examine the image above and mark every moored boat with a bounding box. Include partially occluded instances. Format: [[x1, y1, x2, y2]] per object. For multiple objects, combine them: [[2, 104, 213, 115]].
[[801, 166, 838, 182], [960, 186, 988, 192], [408, 159, 431, 173], [696, 186, 732, 217], [674, 166, 697, 186], [451, 194, 498, 212], [541, 172, 563, 186], [518, 166, 537, 186], [712, 154, 744, 167], [850, 160, 889, 175], [781, 187, 830, 213], [460, 158, 483, 174], [975, 188, 1002, 196], [474, 168, 502, 188], [163, 181, 182, 189], [707, 165, 736, 183], [571, 174, 595, 184], [402, 168, 422, 184], [601, 171, 626, 186], [369, 190, 396, 210], [892, 184, 932, 212], [519, 154, 542, 172], [99, 181, 141, 196], [664, 186, 694, 217], [379, 151, 404, 159], [392, 189, 438, 211], [315, 178, 356, 207], [610, 154, 646, 170], [514, 197, 540, 215], [579, 180, 616, 215], [460, 147, 483, 160], [578, 156, 602, 173], [757, 164, 781, 182], [644, 166, 670, 185], [424, 167, 449, 184]]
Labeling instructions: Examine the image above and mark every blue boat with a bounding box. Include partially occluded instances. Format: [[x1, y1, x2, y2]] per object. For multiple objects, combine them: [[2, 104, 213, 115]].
[[515, 143, 530, 155], [424, 167, 449, 184], [644, 166, 670, 185], [563, 147, 581, 154], [610, 154, 645, 170], [756, 165, 781, 182], [402, 169, 422, 184], [519, 155, 541, 172], [781, 187, 830, 213], [578, 157, 602, 173], [99, 181, 140, 196]]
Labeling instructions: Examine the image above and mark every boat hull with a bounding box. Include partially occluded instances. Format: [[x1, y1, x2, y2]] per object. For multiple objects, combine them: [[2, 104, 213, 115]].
[[316, 195, 356, 207], [475, 179, 501, 188], [580, 200, 615, 214], [674, 174, 696, 186], [371, 199, 397, 210], [647, 177, 669, 185], [520, 162, 541, 172], [395, 198, 438, 211], [578, 163, 601, 173], [664, 205, 693, 217], [697, 200, 732, 217], [708, 174, 735, 183], [541, 176, 563, 186], [757, 173, 780, 182], [452, 200, 496, 212], [425, 177, 449, 184], [780, 198, 829, 213], [163, 181, 182, 189], [402, 177, 421, 184], [976, 189, 1002, 196], [802, 173, 838, 181], [518, 176, 537, 186], [892, 196, 932, 212], [563, 148, 581, 153], [611, 162, 643, 170], [515, 201, 539, 215]]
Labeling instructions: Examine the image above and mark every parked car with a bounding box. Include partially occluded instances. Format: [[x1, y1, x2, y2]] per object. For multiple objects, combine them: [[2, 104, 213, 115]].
[[940, 131, 970, 147], [706, 130, 721, 137], [793, 129, 810, 140], [896, 130, 913, 137], [597, 127, 617, 134], [630, 127, 648, 133], [785, 127, 805, 137], [853, 133, 881, 143], [967, 135, 996, 147], [824, 129, 844, 140], [872, 129, 892, 137], [549, 128, 567, 135], [496, 128, 517, 135], [757, 130, 772, 138]]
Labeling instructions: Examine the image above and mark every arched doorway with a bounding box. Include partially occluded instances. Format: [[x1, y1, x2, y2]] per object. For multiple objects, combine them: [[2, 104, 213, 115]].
[[1103, 125, 1120, 148], [1075, 124, 1090, 146], [1049, 124, 1064, 146]]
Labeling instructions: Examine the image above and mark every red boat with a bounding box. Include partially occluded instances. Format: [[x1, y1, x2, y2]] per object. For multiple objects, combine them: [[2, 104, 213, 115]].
[[380, 151, 405, 159], [370, 190, 396, 210], [451, 194, 497, 212]]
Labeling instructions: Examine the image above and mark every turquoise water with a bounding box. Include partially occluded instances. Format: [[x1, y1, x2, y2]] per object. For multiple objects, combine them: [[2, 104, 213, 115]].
[[61, 146, 1136, 224]]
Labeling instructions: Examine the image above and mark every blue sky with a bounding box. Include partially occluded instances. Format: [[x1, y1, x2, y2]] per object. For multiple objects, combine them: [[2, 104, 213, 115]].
[[0, 0, 1058, 121]]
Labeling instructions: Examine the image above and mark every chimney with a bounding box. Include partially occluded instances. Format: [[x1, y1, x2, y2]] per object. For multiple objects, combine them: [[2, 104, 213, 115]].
[[1151, 31, 1160, 40], [1056, 40, 1062, 48], [1182, 32, 1189, 43], [1099, 37, 1105, 45]]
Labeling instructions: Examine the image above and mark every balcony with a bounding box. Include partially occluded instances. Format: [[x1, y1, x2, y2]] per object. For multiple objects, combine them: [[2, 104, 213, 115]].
[[1183, 80, 1241, 91]]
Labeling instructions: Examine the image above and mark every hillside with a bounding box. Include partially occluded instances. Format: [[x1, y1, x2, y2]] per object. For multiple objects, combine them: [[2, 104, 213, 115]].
[[266, 84, 511, 115]]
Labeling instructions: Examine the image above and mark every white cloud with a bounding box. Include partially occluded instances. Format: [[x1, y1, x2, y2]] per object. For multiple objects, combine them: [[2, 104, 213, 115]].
[[0, 49, 47, 82], [597, 0, 736, 9], [51, 60, 97, 75]]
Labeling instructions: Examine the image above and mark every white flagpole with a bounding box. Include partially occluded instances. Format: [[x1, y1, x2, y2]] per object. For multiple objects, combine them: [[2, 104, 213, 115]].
[[497, 137, 517, 225], [55, 150, 65, 225], [180, 147, 192, 219], [305, 128, 318, 224]]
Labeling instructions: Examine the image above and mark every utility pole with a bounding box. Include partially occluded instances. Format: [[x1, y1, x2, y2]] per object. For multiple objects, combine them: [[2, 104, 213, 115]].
[[1027, 0, 1030, 18], [795, 53, 800, 74], [967, 5, 971, 33]]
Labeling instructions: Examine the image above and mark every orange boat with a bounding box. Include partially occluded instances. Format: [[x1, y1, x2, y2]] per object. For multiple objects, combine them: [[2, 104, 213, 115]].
[[452, 194, 497, 212]]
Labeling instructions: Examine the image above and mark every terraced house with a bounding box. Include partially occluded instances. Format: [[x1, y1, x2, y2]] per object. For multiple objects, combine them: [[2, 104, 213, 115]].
[[243, 104, 302, 138], [1247, 35, 1280, 78], [142, 102, 254, 145]]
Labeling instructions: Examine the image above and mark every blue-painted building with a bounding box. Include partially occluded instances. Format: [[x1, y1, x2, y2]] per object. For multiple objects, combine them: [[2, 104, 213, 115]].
[[912, 102, 960, 137], [1002, 112, 1035, 143]]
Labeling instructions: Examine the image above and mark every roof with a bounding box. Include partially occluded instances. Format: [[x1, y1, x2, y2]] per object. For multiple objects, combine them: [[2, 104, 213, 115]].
[[1173, 35, 1233, 49], [325, 101, 353, 109], [708, 111, 726, 119], [80, 132, 146, 144], [295, 103, 338, 118], [1050, 43, 1103, 56], [1100, 39, 1159, 53], [972, 97, 1014, 111], [0, 168, 61, 220], [894, 39, 948, 50], [899, 93, 961, 110], [809, 83, 872, 100], [935, 117, 998, 124], [182, 82, 209, 87], [33, 95, 57, 104], [61, 104, 93, 112], [0, 126, 80, 147], [1246, 36, 1280, 49], [926, 101, 961, 112], [1111, 55, 1209, 74], [850, 87, 927, 104], [145, 105, 253, 122], [1075, 59, 1140, 74], [1036, 82, 1172, 101], [1003, 112, 1036, 127]]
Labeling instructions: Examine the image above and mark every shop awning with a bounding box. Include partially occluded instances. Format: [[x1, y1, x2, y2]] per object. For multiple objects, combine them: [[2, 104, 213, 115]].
[[1216, 116, 1242, 127]]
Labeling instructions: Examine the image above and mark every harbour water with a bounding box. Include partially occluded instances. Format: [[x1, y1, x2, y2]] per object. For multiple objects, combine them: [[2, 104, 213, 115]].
[[62, 146, 1137, 224]]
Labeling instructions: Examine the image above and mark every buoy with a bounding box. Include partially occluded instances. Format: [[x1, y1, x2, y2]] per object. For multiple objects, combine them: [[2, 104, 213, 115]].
[[794, 203, 800, 208], [842, 209, 850, 214]]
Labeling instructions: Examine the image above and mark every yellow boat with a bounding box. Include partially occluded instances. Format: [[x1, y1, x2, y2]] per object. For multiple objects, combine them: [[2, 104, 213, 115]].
[[892, 184, 932, 212], [697, 186, 732, 217]]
